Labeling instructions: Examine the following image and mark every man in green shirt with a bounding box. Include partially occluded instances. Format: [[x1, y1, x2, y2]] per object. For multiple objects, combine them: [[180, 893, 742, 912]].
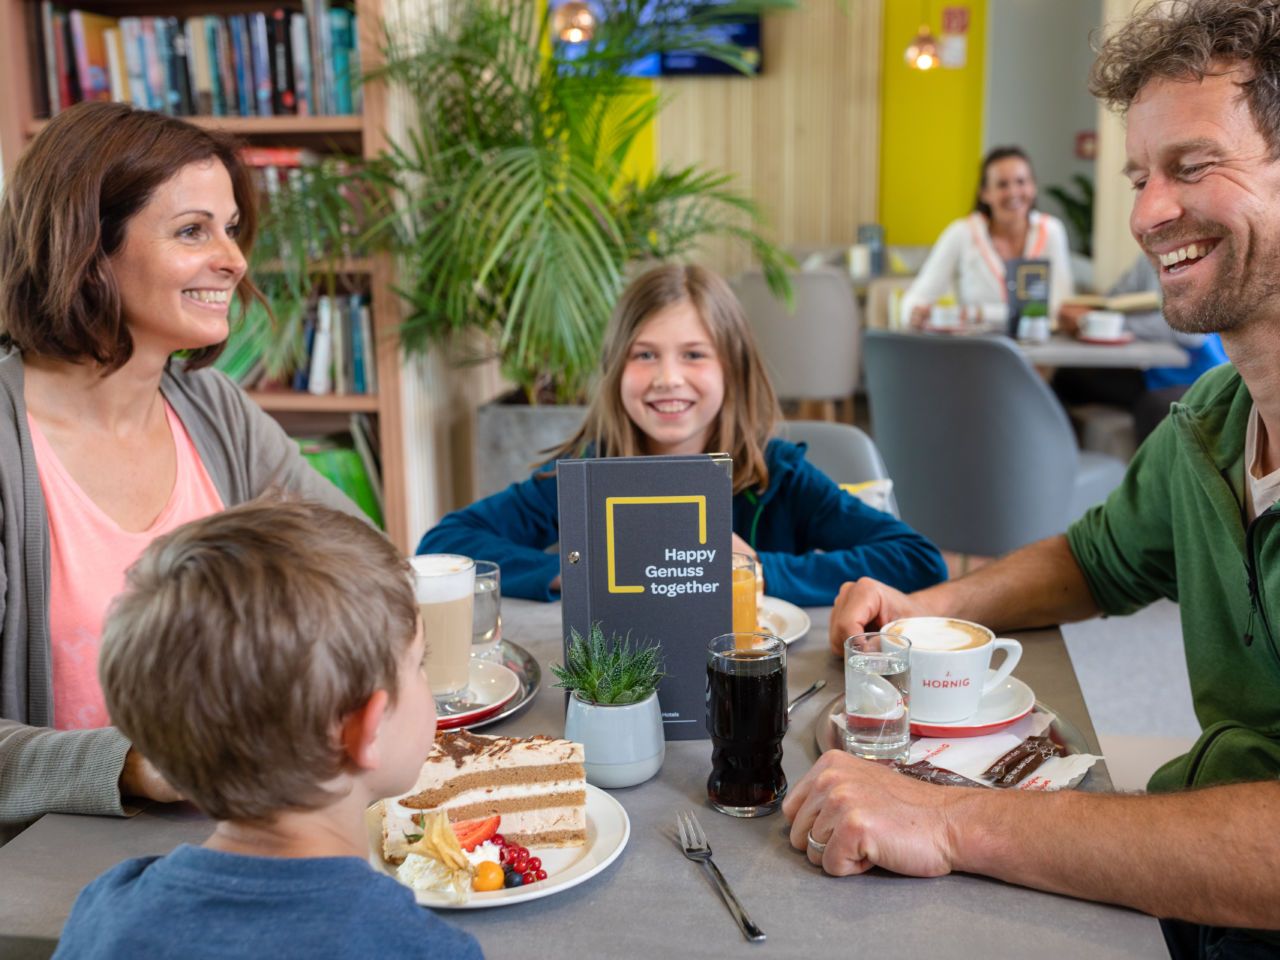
[[789, 1, 1280, 952]]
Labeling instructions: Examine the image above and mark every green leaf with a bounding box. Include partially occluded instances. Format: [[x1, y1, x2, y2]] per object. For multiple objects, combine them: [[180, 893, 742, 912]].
[[551, 622, 664, 705]]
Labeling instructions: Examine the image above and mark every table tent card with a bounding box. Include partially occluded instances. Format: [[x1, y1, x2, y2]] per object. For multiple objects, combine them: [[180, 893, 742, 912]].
[[1004, 257, 1051, 338], [558, 454, 733, 741]]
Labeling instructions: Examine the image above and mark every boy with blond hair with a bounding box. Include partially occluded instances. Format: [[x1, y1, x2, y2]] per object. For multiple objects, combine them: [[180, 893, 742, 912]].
[[53, 500, 482, 959]]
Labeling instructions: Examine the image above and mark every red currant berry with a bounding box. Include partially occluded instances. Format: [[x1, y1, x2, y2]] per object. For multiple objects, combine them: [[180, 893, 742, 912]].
[[516, 846, 529, 859], [492, 834, 505, 848], [512, 856, 528, 873], [498, 847, 511, 864], [522, 871, 536, 885], [526, 857, 542, 872], [535, 869, 547, 881]]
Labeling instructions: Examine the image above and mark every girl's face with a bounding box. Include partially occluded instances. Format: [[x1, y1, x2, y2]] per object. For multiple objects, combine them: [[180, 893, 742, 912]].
[[980, 156, 1037, 229], [109, 159, 247, 359], [619, 299, 726, 457]]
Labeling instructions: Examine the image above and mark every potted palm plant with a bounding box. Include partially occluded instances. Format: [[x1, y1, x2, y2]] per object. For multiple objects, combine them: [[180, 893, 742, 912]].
[[365, 0, 796, 493], [553, 623, 665, 788]]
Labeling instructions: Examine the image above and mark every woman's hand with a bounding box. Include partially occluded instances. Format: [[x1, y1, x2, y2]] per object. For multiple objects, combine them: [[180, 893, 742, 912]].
[[119, 749, 184, 804], [909, 304, 932, 329], [1057, 303, 1088, 337]]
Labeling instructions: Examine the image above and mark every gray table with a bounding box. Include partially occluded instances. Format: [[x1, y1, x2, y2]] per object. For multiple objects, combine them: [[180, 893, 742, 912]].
[[0, 600, 1166, 959], [1020, 333, 1187, 370]]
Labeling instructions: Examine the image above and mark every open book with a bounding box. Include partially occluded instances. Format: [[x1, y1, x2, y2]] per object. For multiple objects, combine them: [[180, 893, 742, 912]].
[[1062, 290, 1161, 313]]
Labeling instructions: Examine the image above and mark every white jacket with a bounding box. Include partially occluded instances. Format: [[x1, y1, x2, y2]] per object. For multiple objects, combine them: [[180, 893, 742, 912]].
[[901, 211, 1074, 324]]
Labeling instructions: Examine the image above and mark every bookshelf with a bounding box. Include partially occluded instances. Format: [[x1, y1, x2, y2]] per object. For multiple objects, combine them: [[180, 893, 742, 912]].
[[0, 0, 413, 551]]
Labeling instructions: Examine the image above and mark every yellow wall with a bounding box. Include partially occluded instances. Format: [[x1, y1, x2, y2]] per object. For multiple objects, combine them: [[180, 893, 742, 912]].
[[879, 1, 987, 245]]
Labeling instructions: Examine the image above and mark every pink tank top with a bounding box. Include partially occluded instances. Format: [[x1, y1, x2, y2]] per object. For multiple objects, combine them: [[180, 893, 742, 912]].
[[28, 402, 225, 730]]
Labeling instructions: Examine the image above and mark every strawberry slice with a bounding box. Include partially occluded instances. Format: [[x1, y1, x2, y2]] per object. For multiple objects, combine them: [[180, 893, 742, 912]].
[[450, 815, 501, 852]]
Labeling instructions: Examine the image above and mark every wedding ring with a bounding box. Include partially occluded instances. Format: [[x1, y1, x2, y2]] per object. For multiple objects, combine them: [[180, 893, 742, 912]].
[[806, 830, 828, 855]]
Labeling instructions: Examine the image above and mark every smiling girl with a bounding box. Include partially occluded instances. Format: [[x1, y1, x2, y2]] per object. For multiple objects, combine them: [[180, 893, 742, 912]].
[[418, 263, 947, 605], [0, 103, 363, 829]]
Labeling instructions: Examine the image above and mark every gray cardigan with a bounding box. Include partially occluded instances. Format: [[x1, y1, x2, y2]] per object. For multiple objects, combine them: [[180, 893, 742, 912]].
[[0, 348, 362, 826]]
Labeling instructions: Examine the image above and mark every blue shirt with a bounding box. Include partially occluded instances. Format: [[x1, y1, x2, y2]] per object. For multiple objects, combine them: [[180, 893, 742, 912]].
[[53, 845, 483, 960], [418, 438, 947, 607], [1145, 333, 1229, 391]]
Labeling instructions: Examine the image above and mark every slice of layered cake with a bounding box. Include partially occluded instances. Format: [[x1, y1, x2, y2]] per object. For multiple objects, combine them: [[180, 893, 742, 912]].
[[382, 731, 587, 863]]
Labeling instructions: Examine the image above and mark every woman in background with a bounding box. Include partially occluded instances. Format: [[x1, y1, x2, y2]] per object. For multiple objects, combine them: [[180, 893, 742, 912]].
[[902, 146, 1074, 328], [0, 102, 360, 830], [419, 263, 947, 606]]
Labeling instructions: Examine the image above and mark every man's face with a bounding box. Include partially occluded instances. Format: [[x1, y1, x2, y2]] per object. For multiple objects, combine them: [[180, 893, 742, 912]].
[[1126, 68, 1280, 334]]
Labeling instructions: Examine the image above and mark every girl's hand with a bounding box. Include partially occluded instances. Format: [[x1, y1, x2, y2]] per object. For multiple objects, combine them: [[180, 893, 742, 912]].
[[909, 304, 932, 329], [119, 748, 184, 804], [730, 533, 757, 560]]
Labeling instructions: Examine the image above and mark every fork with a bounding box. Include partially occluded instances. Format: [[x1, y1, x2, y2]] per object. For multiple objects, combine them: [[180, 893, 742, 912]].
[[675, 810, 766, 943]]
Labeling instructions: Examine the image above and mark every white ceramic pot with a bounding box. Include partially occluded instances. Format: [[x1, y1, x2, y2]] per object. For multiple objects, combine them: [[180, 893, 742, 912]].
[[563, 690, 665, 789]]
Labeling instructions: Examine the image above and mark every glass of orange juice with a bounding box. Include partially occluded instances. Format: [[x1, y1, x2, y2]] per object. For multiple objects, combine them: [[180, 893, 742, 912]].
[[732, 553, 758, 636]]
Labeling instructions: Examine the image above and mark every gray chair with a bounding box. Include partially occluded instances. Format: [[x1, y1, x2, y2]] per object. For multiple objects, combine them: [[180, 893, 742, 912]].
[[862, 330, 1126, 556], [778, 420, 899, 517], [733, 268, 860, 419]]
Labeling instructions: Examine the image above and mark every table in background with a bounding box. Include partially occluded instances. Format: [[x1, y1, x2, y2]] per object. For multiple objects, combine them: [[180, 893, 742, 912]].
[[0, 600, 1165, 959]]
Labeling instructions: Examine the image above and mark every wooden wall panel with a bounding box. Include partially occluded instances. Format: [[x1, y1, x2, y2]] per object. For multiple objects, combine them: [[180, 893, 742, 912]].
[[655, 0, 883, 275]]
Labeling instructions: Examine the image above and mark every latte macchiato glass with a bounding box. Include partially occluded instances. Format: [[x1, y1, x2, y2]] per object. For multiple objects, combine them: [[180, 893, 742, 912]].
[[882, 617, 1022, 723], [411, 554, 475, 708]]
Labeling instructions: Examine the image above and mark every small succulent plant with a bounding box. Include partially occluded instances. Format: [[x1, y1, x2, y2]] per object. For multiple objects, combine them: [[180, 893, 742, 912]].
[[551, 623, 664, 706]]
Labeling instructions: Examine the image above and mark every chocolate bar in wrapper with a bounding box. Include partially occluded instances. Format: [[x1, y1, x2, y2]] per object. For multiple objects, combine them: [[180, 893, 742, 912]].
[[893, 760, 985, 788], [982, 735, 1064, 787]]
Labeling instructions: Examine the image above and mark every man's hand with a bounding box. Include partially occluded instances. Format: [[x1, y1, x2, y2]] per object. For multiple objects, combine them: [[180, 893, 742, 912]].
[[783, 751, 962, 878], [119, 749, 184, 804], [828, 577, 931, 655], [1057, 303, 1089, 336]]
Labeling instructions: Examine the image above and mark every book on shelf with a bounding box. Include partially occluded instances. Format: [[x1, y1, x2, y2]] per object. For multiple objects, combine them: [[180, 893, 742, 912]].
[[35, 4, 359, 119], [298, 434, 383, 527], [1062, 291, 1161, 314]]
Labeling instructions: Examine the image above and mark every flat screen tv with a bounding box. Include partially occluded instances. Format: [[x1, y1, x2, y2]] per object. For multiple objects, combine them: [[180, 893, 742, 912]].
[[551, 1, 763, 78]]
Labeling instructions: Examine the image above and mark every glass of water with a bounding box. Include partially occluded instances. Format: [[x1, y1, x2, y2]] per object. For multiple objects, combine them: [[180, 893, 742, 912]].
[[472, 561, 502, 660], [843, 633, 911, 761]]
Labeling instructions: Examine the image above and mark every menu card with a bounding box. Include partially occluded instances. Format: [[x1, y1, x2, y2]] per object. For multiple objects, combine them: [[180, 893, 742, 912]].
[[557, 454, 733, 741], [1004, 257, 1051, 337]]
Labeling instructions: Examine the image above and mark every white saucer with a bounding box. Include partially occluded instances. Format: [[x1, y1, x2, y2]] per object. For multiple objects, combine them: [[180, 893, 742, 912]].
[[1078, 332, 1135, 345], [757, 596, 811, 645], [436, 659, 521, 729], [909, 671, 1035, 738]]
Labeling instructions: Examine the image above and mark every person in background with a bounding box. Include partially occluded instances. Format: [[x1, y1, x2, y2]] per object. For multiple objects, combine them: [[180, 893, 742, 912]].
[[0, 102, 362, 833], [52, 501, 482, 960], [795, 2, 1280, 953], [1055, 255, 1229, 441], [902, 146, 1075, 328], [419, 263, 947, 606]]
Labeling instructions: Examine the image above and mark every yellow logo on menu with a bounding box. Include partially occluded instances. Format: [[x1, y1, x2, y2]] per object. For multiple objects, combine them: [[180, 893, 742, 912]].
[[605, 496, 707, 594]]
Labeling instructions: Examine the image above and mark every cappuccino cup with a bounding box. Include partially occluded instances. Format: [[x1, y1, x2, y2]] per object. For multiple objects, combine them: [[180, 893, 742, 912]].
[[881, 617, 1022, 723], [1081, 310, 1125, 340]]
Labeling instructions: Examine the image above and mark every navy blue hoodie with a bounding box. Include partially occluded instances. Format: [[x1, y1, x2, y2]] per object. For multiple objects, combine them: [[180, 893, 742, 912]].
[[418, 438, 947, 607]]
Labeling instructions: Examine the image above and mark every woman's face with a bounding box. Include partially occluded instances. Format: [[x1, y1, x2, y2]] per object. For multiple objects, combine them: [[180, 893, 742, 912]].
[[109, 159, 247, 359], [619, 299, 726, 457], [980, 156, 1037, 228]]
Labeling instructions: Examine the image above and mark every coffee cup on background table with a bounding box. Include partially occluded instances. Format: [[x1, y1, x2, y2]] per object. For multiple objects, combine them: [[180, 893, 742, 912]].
[[1081, 310, 1125, 340], [880, 617, 1022, 723]]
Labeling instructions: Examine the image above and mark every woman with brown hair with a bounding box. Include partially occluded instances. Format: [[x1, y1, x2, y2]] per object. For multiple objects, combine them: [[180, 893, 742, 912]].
[[901, 146, 1074, 328], [0, 102, 361, 829], [418, 263, 946, 604]]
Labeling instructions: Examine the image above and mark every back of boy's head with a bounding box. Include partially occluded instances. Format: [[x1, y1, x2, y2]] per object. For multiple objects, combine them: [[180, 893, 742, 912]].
[[99, 499, 417, 822]]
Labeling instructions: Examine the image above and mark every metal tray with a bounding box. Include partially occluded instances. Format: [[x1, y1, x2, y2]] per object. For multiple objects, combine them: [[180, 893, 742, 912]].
[[464, 640, 541, 730], [812, 692, 1091, 763]]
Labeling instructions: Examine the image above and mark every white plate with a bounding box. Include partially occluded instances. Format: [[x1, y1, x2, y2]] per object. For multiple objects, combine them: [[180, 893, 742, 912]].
[[368, 784, 630, 909], [435, 660, 521, 730], [757, 595, 811, 645], [908, 671, 1036, 738]]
